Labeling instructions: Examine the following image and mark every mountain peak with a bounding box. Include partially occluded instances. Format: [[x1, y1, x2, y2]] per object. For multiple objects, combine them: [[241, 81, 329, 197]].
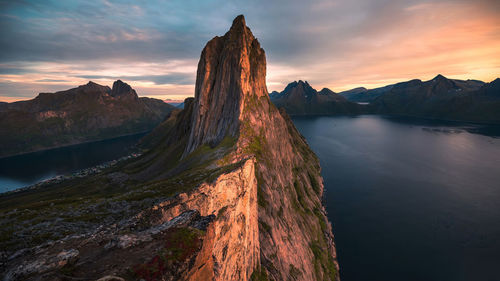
[[278, 81, 317, 99], [77, 81, 110, 93], [184, 15, 267, 156], [83, 81, 105, 89], [289, 80, 312, 89], [111, 80, 138, 100], [231, 14, 246, 30], [297, 80, 311, 87], [433, 74, 448, 81], [319, 88, 336, 95]]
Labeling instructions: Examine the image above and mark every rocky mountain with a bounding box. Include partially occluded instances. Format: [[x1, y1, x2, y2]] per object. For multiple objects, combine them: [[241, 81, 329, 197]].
[[0, 15, 339, 281], [0, 80, 175, 157], [370, 75, 500, 123], [339, 84, 394, 103], [270, 80, 362, 115]]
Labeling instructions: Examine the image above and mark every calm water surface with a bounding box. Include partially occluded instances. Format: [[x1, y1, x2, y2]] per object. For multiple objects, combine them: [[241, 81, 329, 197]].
[[1, 116, 499, 280], [0, 133, 145, 193], [293, 115, 500, 281]]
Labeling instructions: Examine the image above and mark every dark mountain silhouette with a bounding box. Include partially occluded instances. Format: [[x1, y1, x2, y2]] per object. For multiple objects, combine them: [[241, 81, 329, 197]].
[[275, 75, 499, 123], [270, 80, 362, 115], [339, 84, 394, 102], [370, 75, 499, 123]]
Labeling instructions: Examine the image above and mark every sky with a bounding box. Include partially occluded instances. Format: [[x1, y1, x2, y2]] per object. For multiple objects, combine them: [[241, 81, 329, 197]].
[[0, 0, 499, 102]]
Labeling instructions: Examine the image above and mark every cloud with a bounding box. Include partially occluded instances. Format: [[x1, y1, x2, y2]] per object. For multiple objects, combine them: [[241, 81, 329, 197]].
[[35, 79, 71, 82], [76, 73, 195, 85], [0, 0, 498, 99], [0, 67, 32, 75]]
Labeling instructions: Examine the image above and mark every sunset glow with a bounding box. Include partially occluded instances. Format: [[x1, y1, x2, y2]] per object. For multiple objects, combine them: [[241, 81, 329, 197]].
[[1, 0, 498, 101]]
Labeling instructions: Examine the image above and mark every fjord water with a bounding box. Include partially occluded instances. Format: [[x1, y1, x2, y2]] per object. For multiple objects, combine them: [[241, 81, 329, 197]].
[[0, 133, 145, 193], [293, 115, 500, 281]]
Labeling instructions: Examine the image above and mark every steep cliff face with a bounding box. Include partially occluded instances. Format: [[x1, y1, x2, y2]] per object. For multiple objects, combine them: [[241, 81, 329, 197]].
[[178, 15, 339, 280], [185, 15, 267, 156], [0, 81, 174, 157], [132, 16, 340, 279], [0, 15, 338, 281], [148, 159, 260, 281]]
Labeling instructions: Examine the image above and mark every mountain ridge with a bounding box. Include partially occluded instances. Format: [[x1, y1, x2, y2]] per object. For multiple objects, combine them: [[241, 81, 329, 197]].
[[270, 80, 362, 115], [369, 75, 500, 123], [0, 80, 174, 157], [274, 75, 499, 123], [0, 15, 339, 281], [338, 75, 490, 103]]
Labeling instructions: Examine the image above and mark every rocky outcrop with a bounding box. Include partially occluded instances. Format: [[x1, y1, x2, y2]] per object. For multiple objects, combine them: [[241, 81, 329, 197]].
[[0, 15, 338, 281], [110, 80, 139, 101], [0, 81, 175, 157], [149, 159, 260, 280], [184, 15, 267, 156], [270, 80, 362, 115], [178, 15, 339, 280]]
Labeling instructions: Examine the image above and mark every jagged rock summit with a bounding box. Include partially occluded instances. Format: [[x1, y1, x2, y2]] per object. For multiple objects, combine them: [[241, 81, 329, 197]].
[[110, 79, 139, 100], [185, 15, 267, 156], [270, 80, 361, 115], [0, 15, 339, 281]]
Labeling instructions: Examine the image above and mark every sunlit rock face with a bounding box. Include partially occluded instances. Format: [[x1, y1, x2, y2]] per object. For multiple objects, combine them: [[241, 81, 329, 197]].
[[184, 15, 267, 156], [179, 15, 339, 280], [0, 15, 339, 281], [146, 159, 260, 281]]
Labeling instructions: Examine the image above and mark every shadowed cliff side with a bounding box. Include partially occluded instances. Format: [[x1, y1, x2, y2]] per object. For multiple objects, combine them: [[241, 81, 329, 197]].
[[0, 15, 338, 281], [270, 80, 362, 115]]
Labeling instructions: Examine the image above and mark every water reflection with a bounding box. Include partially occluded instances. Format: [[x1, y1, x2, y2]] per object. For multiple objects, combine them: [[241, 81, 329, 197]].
[[0, 133, 145, 192], [292, 115, 500, 281]]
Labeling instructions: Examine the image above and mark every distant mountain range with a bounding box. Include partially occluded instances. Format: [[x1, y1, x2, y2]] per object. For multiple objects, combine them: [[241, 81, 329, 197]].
[[0, 80, 174, 157], [272, 75, 500, 123], [270, 80, 362, 115], [164, 99, 185, 108], [338, 84, 394, 103], [369, 75, 499, 123]]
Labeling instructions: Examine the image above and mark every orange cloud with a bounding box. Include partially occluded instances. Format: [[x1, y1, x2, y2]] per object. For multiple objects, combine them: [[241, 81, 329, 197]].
[[1, 1, 498, 101]]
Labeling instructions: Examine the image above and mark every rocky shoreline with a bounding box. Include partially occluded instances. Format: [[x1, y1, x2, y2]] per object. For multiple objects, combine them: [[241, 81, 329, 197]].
[[1, 152, 142, 196]]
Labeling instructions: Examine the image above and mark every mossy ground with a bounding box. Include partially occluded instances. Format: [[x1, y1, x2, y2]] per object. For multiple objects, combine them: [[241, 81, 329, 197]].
[[132, 227, 205, 281], [0, 123, 240, 254], [250, 267, 269, 281]]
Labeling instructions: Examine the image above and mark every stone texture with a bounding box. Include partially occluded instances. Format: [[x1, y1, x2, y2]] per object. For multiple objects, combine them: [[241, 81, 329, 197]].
[[184, 15, 267, 156], [178, 15, 339, 280], [0, 14, 339, 281]]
